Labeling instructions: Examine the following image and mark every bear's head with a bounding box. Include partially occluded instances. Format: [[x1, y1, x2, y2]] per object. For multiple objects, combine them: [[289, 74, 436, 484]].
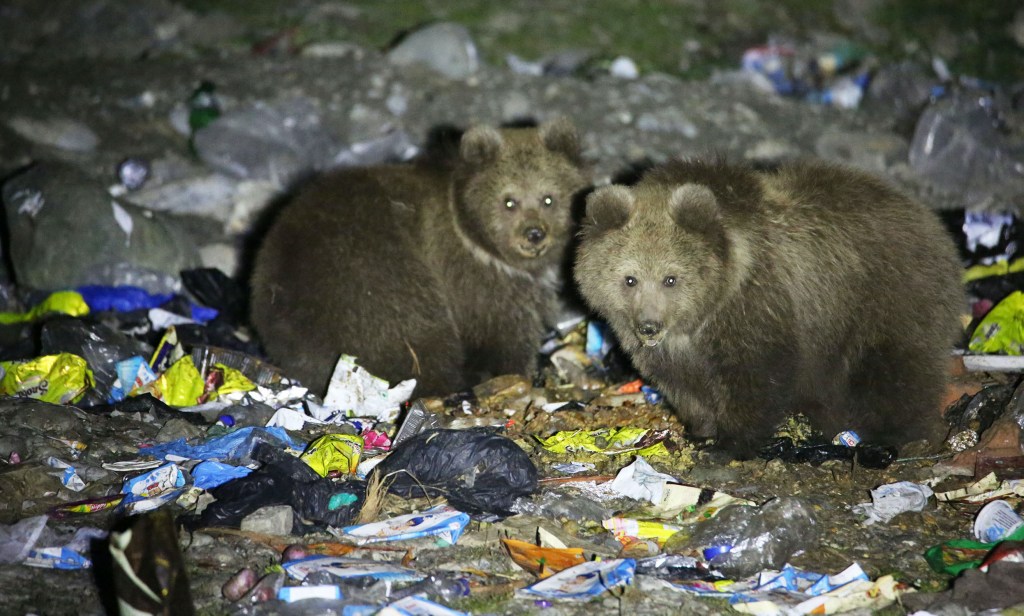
[[574, 181, 731, 350], [451, 117, 588, 273]]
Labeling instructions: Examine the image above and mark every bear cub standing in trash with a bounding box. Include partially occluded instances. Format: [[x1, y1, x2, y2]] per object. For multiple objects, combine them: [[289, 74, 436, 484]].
[[573, 158, 964, 457], [250, 118, 588, 396]]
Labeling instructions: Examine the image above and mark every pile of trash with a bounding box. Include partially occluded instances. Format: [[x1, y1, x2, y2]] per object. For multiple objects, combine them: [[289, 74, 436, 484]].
[[0, 265, 1023, 615]]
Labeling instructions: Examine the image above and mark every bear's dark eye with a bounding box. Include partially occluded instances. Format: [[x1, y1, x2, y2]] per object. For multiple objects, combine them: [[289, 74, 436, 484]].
[[504, 198, 517, 209], [625, 276, 637, 287], [663, 276, 676, 287], [542, 195, 554, 207]]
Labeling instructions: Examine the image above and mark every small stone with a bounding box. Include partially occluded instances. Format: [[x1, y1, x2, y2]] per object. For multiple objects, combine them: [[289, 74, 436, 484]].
[[387, 22, 480, 80], [7, 116, 99, 151], [609, 56, 639, 79], [240, 505, 294, 536]]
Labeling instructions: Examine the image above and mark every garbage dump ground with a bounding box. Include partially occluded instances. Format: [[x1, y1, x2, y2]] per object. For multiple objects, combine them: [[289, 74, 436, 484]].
[[1, 1, 1024, 615]]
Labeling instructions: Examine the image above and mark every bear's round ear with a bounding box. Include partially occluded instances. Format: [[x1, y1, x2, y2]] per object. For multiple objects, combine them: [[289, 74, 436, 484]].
[[669, 183, 720, 232], [538, 116, 581, 165], [584, 185, 634, 232], [460, 125, 504, 166]]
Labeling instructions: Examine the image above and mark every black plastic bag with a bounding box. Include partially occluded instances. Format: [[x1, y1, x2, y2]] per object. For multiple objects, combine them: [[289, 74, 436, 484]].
[[181, 268, 246, 325], [371, 428, 538, 517], [182, 443, 365, 534], [759, 437, 897, 469]]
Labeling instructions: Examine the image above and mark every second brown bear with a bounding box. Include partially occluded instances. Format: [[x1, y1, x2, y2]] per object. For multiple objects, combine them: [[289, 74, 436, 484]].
[[574, 157, 964, 457], [250, 118, 588, 397]]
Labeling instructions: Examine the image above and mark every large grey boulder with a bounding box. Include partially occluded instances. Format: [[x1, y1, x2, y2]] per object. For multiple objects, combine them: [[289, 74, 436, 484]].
[[1, 162, 199, 292]]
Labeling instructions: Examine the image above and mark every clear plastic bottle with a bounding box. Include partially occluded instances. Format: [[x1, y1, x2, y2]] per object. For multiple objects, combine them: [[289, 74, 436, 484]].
[[668, 497, 818, 578], [387, 574, 471, 603]]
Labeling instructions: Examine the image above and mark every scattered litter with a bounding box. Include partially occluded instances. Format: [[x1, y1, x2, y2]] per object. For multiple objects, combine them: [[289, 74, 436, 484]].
[[851, 481, 934, 525], [331, 505, 470, 546], [608, 456, 678, 504], [604, 517, 683, 547], [323, 354, 416, 422], [282, 555, 423, 583], [518, 558, 635, 601], [381, 595, 468, 616], [536, 427, 670, 456], [502, 537, 586, 578]]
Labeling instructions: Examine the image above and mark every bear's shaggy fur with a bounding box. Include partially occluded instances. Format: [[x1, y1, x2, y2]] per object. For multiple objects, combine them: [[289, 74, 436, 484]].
[[250, 118, 588, 396], [574, 157, 964, 457]]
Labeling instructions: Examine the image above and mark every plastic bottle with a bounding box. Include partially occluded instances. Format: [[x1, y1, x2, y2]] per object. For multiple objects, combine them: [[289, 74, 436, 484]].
[[668, 497, 818, 577], [387, 574, 471, 603]]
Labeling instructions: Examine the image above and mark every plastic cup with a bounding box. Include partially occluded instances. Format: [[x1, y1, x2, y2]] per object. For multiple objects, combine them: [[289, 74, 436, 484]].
[[973, 500, 1024, 543]]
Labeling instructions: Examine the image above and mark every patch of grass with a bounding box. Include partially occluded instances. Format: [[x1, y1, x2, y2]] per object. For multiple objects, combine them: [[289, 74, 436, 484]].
[[173, 0, 1022, 82], [873, 0, 1023, 81]]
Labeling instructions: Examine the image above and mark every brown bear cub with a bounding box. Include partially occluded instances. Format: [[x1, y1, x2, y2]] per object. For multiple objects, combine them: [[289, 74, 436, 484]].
[[250, 118, 588, 397], [574, 158, 964, 458]]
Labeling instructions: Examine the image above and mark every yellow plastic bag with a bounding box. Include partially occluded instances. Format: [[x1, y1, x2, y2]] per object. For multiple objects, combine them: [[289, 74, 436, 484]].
[[0, 290, 89, 325], [145, 356, 205, 407], [213, 363, 256, 397], [301, 434, 364, 476]]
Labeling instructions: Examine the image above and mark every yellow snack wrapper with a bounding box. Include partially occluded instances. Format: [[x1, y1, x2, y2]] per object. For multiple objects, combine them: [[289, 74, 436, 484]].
[[301, 434, 364, 477], [0, 290, 89, 325], [602, 517, 683, 546], [0, 353, 94, 404], [214, 362, 256, 397], [145, 356, 205, 407], [969, 290, 1024, 354], [536, 427, 668, 456]]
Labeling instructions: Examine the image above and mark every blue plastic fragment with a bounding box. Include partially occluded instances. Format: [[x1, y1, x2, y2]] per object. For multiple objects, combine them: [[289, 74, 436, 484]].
[[139, 426, 303, 463], [77, 285, 173, 312]]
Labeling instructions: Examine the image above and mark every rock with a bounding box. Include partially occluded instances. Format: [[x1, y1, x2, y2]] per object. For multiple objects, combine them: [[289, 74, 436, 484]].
[[387, 22, 480, 80], [862, 60, 935, 132], [815, 128, 908, 174], [331, 128, 419, 168], [1, 162, 200, 291], [126, 173, 237, 222], [635, 109, 699, 138], [6, 116, 99, 152], [192, 98, 342, 184], [155, 418, 206, 444], [1013, 8, 1024, 48], [240, 505, 294, 536]]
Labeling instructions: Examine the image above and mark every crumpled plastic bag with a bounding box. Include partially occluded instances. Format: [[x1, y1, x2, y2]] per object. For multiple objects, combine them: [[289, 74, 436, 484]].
[[182, 443, 365, 534], [139, 426, 302, 464], [0, 290, 89, 324], [371, 428, 538, 517]]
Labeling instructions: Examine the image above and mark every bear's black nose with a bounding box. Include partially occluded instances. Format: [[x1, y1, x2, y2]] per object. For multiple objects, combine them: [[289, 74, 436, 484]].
[[638, 321, 662, 337], [525, 227, 546, 244]]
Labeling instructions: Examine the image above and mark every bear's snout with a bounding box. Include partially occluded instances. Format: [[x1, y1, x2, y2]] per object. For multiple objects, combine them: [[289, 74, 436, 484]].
[[516, 224, 550, 257], [637, 320, 665, 346]]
